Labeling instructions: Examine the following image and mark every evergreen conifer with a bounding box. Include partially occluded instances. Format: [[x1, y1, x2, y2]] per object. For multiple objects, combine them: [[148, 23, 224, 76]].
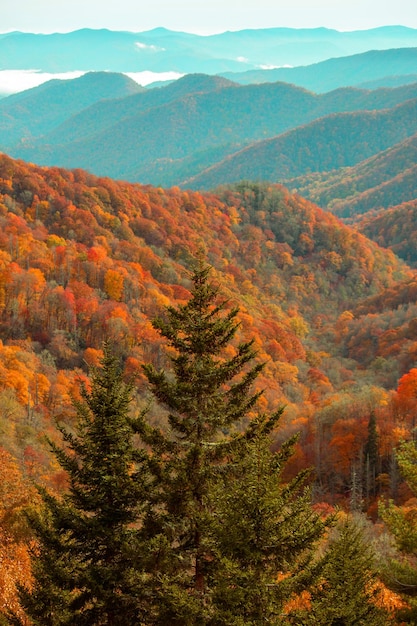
[[15, 265, 329, 626], [139, 264, 327, 625], [212, 417, 327, 625], [15, 346, 150, 625], [294, 517, 392, 625]]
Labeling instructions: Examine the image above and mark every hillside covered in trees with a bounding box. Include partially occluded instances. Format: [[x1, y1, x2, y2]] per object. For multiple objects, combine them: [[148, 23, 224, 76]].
[[185, 98, 417, 189], [356, 199, 417, 265], [0, 153, 415, 465], [1, 155, 417, 622], [284, 133, 417, 218]]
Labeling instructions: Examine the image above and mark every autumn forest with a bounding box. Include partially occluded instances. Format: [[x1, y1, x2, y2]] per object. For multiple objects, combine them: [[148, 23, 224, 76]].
[[0, 146, 416, 623]]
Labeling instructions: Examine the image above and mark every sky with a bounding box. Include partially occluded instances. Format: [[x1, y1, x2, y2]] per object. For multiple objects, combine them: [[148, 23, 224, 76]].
[[2, 0, 417, 35]]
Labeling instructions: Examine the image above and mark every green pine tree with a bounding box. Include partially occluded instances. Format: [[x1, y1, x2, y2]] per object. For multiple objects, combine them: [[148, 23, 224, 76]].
[[293, 517, 392, 625], [139, 263, 327, 625], [14, 345, 151, 626], [212, 416, 327, 626]]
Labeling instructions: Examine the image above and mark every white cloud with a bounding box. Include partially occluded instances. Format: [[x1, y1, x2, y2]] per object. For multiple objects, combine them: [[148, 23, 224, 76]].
[[125, 71, 183, 86], [236, 56, 249, 63], [135, 41, 165, 52], [0, 70, 85, 95], [258, 64, 293, 69]]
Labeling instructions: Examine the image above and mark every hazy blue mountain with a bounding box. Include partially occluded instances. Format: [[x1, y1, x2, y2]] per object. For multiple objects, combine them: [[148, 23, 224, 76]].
[[39, 74, 237, 145], [183, 98, 417, 189], [1, 27, 417, 76], [8, 79, 417, 187], [284, 134, 417, 217], [220, 47, 417, 92], [356, 74, 417, 89], [11, 81, 319, 177], [0, 72, 144, 146]]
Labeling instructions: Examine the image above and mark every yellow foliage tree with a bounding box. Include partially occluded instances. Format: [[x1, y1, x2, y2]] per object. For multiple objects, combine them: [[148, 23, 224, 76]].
[[104, 269, 124, 301]]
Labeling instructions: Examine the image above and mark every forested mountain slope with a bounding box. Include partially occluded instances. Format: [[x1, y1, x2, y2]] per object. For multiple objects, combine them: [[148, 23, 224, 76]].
[[40, 80, 417, 149], [0, 72, 144, 146], [356, 199, 417, 266], [39, 73, 237, 145], [0, 156, 410, 424], [336, 272, 417, 378], [1, 157, 417, 611], [7, 79, 417, 187], [0, 73, 236, 148], [186, 98, 417, 189], [284, 133, 417, 217]]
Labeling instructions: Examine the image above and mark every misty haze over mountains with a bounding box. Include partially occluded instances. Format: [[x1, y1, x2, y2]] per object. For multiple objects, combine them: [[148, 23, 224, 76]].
[[1, 25, 417, 95], [2, 26, 417, 70]]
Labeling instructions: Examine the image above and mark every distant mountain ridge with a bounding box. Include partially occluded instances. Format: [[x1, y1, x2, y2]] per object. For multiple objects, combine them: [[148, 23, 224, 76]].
[[356, 74, 417, 89], [1, 26, 417, 76], [183, 98, 417, 189], [220, 47, 417, 92], [4, 74, 417, 189], [1, 36, 417, 220], [0, 72, 144, 146], [37, 74, 237, 146], [47, 78, 417, 154]]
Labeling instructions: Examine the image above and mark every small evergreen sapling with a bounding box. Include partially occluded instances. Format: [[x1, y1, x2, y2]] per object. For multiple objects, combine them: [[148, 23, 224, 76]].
[[293, 517, 392, 625]]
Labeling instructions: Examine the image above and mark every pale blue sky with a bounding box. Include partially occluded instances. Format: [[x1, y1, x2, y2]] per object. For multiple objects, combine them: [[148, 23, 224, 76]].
[[2, 0, 417, 34]]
